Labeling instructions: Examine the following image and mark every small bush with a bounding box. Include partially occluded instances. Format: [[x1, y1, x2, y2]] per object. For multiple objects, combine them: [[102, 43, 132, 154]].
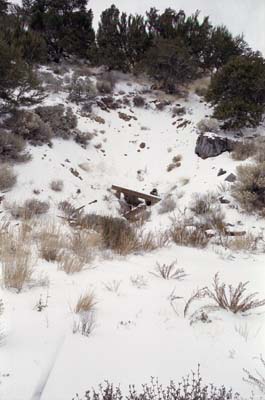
[[226, 232, 259, 252], [190, 193, 217, 215], [69, 231, 98, 263], [96, 72, 116, 94], [0, 130, 30, 162], [50, 179, 64, 192], [231, 140, 257, 161], [170, 219, 209, 248], [37, 223, 67, 262], [11, 110, 52, 145], [35, 105, 77, 139], [0, 164, 17, 191], [10, 199, 50, 220], [158, 194, 176, 214], [133, 95, 145, 107], [167, 155, 182, 172], [197, 118, 219, 133], [232, 162, 265, 213], [68, 77, 97, 103]]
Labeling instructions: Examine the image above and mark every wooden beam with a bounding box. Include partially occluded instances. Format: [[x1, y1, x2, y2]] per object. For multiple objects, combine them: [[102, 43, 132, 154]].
[[111, 185, 161, 204]]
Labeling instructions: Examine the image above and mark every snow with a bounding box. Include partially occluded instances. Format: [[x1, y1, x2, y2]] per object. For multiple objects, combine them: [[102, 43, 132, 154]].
[[0, 71, 265, 400]]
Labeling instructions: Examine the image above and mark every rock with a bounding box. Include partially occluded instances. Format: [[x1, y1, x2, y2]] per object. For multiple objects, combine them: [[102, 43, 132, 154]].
[[197, 118, 220, 133], [195, 133, 235, 159], [219, 196, 230, 204], [225, 173, 237, 182], [139, 142, 146, 149], [217, 168, 226, 176], [118, 112, 137, 122]]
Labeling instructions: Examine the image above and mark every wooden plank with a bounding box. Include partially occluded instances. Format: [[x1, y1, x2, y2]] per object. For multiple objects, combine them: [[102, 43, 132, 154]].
[[111, 185, 161, 204]]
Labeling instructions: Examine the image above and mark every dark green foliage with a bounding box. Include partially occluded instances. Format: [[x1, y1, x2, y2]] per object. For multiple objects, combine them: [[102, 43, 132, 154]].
[[34, 105, 77, 138], [206, 55, 265, 129], [0, 33, 44, 109], [144, 38, 198, 93], [0, 0, 8, 15], [97, 5, 128, 71], [25, 0, 95, 62], [204, 26, 247, 70], [0, 130, 30, 162]]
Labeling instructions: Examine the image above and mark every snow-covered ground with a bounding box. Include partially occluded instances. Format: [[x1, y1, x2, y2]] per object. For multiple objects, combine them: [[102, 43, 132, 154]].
[[1, 71, 265, 400]]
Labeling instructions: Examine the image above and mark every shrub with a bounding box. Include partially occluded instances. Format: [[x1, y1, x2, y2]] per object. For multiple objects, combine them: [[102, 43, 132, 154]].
[[0, 164, 17, 191], [11, 110, 52, 145], [50, 179, 64, 192], [133, 95, 145, 107], [69, 231, 98, 263], [96, 73, 116, 94], [189, 193, 216, 215], [226, 232, 259, 252], [196, 118, 219, 133], [158, 194, 176, 214], [167, 154, 182, 172], [170, 218, 209, 248], [231, 140, 257, 161], [34, 105, 77, 139], [37, 223, 67, 262], [10, 199, 50, 220], [0, 131, 30, 162], [76, 366, 236, 400], [68, 77, 97, 103], [184, 273, 265, 319], [232, 162, 265, 213], [152, 261, 187, 280]]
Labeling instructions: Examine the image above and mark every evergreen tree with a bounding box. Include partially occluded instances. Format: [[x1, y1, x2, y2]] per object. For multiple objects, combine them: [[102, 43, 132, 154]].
[[206, 55, 265, 129], [126, 14, 151, 68], [0, 0, 8, 15], [97, 5, 128, 71], [144, 38, 198, 93]]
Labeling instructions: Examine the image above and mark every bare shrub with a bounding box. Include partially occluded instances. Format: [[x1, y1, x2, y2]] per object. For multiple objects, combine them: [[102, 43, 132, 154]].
[[152, 261, 187, 280], [231, 140, 256, 161], [73, 290, 96, 336], [130, 275, 148, 289], [35, 105, 77, 139], [232, 162, 265, 213], [96, 72, 116, 94], [58, 251, 85, 274], [190, 192, 217, 215], [50, 179, 64, 192], [0, 164, 17, 191], [0, 130, 30, 162], [133, 95, 145, 107], [58, 200, 80, 218], [184, 273, 265, 318], [77, 366, 236, 400], [103, 280, 121, 293], [170, 219, 209, 248], [10, 199, 50, 220], [10, 110, 52, 145], [158, 195, 176, 214], [167, 154, 182, 172], [69, 231, 98, 263], [243, 355, 265, 394]]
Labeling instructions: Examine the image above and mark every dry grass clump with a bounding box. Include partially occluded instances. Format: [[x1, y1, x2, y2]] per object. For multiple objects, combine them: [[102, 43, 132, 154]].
[[69, 231, 100, 263], [0, 164, 17, 191], [50, 179, 64, 192], [184, 273, 265, 319], [9, 199, 50, 220], [231, 140, 257, 161], [232, 162, 265, 214], [190, 192, 217, 215], [158, 194, 176, 214], [170, 218, 209, 249], [1, 228, 34, 292], [37, 223, 67, 262], [152, 261, 187, 280], [58, 251, 86, 274], [73, 290, 96, 336], [226, 232, 259, 252]]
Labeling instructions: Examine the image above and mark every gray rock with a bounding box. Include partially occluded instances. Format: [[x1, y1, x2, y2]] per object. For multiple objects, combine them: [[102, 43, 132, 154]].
[[225, 173, 237, 183], [217, 168, 227, 176], [195, 133, 235, 159]]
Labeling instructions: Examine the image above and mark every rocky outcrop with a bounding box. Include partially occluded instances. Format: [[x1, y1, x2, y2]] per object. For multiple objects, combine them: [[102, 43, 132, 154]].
[[195, 133, 235, 159]]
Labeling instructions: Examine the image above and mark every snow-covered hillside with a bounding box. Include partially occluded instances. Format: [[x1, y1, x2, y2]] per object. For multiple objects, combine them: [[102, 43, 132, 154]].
[[1, 67, 265, 400]]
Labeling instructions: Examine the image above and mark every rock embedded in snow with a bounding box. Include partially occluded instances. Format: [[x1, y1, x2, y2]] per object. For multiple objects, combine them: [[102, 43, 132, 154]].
[[217, 168, 226, 176], [195, 133, 235, 159], [225, 173, 237, 182]]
